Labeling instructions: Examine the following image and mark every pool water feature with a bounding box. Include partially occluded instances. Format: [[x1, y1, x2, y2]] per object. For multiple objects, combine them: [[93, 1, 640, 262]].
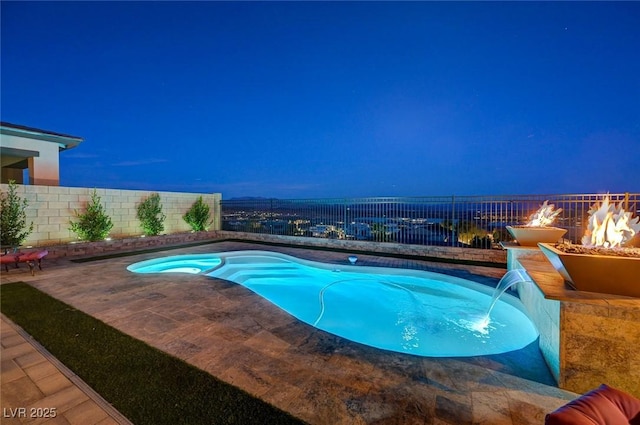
[[128, 250, 538, 357], [484, 269, 533, 320]]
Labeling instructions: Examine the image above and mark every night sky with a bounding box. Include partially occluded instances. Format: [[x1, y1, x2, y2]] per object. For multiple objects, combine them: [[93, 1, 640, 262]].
[[1, 1, 638, 199]]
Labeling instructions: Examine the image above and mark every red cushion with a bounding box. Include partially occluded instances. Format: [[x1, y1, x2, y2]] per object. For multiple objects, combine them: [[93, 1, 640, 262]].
[[0, 254, 20, 263], [546, 384, 640, 425], [604, 385, 640, 425], [19, 250, 48, 261]]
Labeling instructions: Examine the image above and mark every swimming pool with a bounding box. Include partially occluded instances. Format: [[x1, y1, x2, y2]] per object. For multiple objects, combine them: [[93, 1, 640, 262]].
[[128, 250, 538, 357]]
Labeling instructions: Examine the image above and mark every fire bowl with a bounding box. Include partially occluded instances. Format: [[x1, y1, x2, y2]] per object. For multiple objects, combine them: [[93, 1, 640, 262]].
[[506, 226, 567, 247], [538, 243, 640, 298]]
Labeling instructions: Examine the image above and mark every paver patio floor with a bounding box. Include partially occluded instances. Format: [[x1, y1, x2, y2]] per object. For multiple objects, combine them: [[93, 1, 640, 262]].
[[1, 241, 576, 424]]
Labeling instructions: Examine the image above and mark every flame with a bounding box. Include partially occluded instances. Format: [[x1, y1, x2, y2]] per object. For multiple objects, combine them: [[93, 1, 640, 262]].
[[526, 200, 563, 227], [581, 197, 640, 248]]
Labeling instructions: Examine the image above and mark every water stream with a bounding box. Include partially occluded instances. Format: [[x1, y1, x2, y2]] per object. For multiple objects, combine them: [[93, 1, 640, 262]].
[[485, 269, 533, 320]]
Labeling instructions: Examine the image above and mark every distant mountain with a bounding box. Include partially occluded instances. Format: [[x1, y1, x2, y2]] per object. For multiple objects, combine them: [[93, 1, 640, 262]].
[[227, 196, 274, 201]]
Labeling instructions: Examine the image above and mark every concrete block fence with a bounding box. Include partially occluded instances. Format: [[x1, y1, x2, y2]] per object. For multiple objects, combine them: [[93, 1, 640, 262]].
[[0, 184, 221, 247]]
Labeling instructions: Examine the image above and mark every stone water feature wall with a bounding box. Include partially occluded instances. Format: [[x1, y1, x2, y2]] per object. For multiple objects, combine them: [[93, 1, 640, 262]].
[[507, 246, 640, 398]]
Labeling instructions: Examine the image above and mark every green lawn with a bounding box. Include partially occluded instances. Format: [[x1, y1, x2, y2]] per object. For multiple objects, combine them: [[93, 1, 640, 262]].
[[0, 282, 306, 425]]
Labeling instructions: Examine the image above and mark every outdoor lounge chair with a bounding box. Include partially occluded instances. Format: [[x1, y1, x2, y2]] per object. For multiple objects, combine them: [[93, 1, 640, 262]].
[[1, 250, 49, 275], [18, 250, 49, 276]]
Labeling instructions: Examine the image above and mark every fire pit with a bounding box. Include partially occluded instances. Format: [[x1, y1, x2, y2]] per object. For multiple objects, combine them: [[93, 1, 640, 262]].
[[539, 197, 640, 298], [507, 200, 567, 246]]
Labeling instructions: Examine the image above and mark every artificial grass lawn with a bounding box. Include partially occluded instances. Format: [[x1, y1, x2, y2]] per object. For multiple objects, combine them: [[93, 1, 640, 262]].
[[0, 282, 306, 425]]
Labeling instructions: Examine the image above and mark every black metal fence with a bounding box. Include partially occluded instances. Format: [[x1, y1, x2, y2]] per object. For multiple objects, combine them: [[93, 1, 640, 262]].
[[220, 193, 639, 249]]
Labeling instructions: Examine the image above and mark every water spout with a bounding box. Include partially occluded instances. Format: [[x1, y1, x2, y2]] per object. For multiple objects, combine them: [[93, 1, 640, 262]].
[[485, 269, 533, 321]]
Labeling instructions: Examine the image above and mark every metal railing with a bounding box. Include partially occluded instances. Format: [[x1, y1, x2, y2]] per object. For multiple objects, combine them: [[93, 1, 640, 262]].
[[220, 193, 639, 249]]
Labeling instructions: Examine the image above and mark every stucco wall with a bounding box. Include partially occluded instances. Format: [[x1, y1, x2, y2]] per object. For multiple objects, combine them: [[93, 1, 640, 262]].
[[1, 134, 60, 185], [0, 184, 221, 247]]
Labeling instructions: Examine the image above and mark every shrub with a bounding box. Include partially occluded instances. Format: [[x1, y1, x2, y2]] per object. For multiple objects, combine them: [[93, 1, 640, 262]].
[[183, 196, 211, 231], [69, 189, 113, 241], [492, 227, 511, 244], [137, 193, 166, 236], [0, 180, 34, 247], [470, 235, 493, 249], [455, 220, 487, 245]]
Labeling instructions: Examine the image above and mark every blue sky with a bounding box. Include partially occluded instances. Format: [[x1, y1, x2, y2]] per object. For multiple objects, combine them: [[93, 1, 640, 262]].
[[1, 1, 638, 199]]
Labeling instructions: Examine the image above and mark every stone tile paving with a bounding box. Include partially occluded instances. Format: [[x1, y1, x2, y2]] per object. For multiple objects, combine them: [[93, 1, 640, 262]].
[[0, 316, 131, 425], [1, 241, 577, 424]]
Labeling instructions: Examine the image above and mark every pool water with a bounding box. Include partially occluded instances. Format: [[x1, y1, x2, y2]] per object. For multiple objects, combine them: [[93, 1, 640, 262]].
[[127, 254, 222, 274], [128, 250, 538, 357]]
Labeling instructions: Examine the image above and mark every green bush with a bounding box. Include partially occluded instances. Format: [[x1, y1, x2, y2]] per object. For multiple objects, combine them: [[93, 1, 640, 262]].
[[183, 196, 211, 231], [492, 227, 511, 244], [455, 220, 487, 245], [0, 180, 34, 247], [470, 235, 493, 249], [137, 193, 166, 236], [69, 189, 113, 241]]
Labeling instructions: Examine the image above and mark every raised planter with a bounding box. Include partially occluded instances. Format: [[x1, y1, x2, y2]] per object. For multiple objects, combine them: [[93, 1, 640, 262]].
[[34, 231, 220, 260], [506, 226, 567, 247], [538, 242, 640, 298]]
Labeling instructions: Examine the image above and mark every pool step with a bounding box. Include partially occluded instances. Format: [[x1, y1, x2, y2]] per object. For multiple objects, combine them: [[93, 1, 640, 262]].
[[208, 264, 300, 281]]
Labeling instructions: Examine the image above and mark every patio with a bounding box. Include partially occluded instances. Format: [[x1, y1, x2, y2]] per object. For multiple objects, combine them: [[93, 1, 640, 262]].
[[1, 241, 577, 424]]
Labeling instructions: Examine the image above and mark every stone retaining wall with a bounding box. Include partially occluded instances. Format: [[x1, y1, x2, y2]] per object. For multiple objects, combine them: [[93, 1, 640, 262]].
[[34, 230, 507, 264], [34, 231, 220, 260]]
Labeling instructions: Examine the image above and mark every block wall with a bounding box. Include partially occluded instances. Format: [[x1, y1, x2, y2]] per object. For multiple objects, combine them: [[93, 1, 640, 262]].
[[0, 184, 221, 247]]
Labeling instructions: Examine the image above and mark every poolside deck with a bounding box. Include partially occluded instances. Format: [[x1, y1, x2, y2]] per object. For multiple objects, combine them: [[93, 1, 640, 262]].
[[1, 241, 577, 424]]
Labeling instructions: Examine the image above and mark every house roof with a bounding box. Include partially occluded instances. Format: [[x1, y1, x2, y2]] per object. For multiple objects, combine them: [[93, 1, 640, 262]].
[[0, 122, 83, 150]]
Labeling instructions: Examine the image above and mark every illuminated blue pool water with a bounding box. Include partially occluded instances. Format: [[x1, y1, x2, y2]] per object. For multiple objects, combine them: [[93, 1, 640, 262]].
[[128, 250, 538, 357]]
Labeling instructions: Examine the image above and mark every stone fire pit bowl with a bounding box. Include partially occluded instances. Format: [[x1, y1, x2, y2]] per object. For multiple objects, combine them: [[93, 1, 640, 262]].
[[506, 226, 567, 247], [538, 242, 640, 298]]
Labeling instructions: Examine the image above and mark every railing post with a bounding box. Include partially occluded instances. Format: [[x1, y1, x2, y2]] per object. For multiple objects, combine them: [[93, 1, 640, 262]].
[[270, 198, 274, 235], [624, 192, 630, 211], [451, 195, 456, 247], [343, 199, 347, 238]]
